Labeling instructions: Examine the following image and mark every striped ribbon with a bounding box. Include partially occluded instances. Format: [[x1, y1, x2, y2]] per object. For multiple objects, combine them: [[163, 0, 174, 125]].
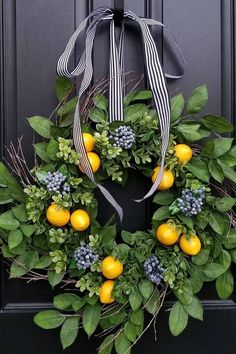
[[57, 7, 186, 221]]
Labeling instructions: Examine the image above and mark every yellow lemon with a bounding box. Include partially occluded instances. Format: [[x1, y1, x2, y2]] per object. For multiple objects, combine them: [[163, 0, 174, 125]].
[[99, 280, 115, 304], [70, 209, 90, 231], [174, 144, 192, 164], [179, 234, 201, 256], [156, 223, 179, 245], [82, 133, 95, 152], [79, 152, 101, 173], [152, 166, 174, 190], [46, 203, 70, 227], [102, 256, 123, 279]]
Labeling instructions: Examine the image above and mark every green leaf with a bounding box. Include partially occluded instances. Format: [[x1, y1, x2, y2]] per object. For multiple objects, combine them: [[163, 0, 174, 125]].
[[138, 279, 154, 299], [33, 310, 65, 329], [144, 288, 160, 315], [183, 296, 203, 321], [124, 90, 152, 106], [93, 94, 108, 111], [20, 224, 36, 237], [124, 104, 148, 122], [57, 97, 77, 116], [195, 210, 209, 230], [219, 249, 231, 270], [35, 255, 52, 269], [153, 191, 175, 205], [55, 76, 72, 101], [169, 301, 188, 336], [170, 93, 185, 122], [48, 270, 65, 288], [94, 224, 116, 247], [124, 321, 137, 342], [208, 160, 224, 183], [229, 249, 236, 263], [129, 290, 143, 311], [82, 303, 101, 337], [189, 272, 203, 294], [192, 249, 209, 265], [213, 138, 234, 158], [0, 188, 13, 204], [47, 139, 59, 160], [217, 154, 236, 168], [112, 243, 130, 263], [209, 212, 229, 234], [130, 309, 144, 326], [203, 263, 225, 278], [9, 262, 28, 278], [121, 231, 133, 245], [1, 244, 14, 258], [108, 311, 126, 326], [186, 158, 210, 183], [177, 214, 193, 229], [201, 115, 234, 133], [12, 205, 28, 223], [216, 269, 234, 300], [72, 297, 86, 312], [8, 230, 23, 249], [197, 128, 211, 139], [152, 206, 170, 221], [28, 116, 54, 139], [216, 197, 236, 212], [223, 229, 236, 249], [0, 163, 25, 202], [98, 334, 114, 354], [16, 251, 39, 269], [54, 293, 84, 311], [89, 107, 107, 123], [34, 142, 50, 162], [222, 166, 236, 183], [187, 85, 208, 114], [0, 211, 20, 230], [114, 332, 131, 354], [177, 123, 202, 141], [59, 113, 74, 127], [60, 316, 79, 350], [174, 284, 193, 305], [202, 140, 215, 156]]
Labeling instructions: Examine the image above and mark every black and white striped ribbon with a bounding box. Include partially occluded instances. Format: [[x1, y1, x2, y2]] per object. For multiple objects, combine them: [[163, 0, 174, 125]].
[[57, 7, 186, 220]]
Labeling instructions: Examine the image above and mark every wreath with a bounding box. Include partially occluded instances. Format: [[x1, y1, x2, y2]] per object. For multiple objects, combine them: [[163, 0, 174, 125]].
[[0, 76, 236, 354]]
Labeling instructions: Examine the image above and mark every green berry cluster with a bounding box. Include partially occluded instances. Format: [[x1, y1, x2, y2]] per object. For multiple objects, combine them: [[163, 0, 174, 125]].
[[49, 250, 68, 274], [157, 245, 189, 293], [56, 137, 81, 165], [24, 185, 48, 222], [75, 273, 102, 297], [94, 131, 122, 159], [48, 228, 70, 244], [52, 192, 72, 208]]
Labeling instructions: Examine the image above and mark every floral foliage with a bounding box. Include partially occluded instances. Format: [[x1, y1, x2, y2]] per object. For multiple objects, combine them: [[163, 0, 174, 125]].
[[0, 77, 235, 353]]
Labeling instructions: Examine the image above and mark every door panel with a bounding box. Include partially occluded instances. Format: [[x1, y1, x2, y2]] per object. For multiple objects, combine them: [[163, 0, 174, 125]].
[[0, 1, 235, 353]]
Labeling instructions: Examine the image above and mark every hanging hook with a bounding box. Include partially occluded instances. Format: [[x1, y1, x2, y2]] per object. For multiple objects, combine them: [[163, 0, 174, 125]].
[[113, 0, 124, 26]]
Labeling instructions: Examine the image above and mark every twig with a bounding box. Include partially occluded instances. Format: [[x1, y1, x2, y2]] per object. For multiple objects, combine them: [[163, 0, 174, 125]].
[[125, 286, 168, 353]]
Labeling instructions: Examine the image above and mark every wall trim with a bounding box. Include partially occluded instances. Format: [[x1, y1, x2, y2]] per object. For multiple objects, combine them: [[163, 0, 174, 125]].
[[1, 299, 236, 313]]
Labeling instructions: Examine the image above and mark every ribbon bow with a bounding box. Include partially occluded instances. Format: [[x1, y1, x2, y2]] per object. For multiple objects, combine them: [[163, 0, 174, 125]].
[[57, 7, 186, 221]]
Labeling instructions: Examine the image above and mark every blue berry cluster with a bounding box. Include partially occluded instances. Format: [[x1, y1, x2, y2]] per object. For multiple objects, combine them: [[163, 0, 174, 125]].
[[74, 242, 99, 270], [144, 255, 164, 285], [177, 187, 205, 216], [110, 125, 135, 150], [44, 171, 70, 195]]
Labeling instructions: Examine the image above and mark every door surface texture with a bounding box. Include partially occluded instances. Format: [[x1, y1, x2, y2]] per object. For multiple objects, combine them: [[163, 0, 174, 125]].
[[0, 1, 236, 353]]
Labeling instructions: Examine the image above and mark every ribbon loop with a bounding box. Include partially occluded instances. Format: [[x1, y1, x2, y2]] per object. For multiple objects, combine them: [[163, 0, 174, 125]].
[[57, 7, 186, 221]]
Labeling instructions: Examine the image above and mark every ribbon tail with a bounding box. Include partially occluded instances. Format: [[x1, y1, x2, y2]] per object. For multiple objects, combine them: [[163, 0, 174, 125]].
[[98, 184, 123, 222], [127, 10, 171, 201]]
